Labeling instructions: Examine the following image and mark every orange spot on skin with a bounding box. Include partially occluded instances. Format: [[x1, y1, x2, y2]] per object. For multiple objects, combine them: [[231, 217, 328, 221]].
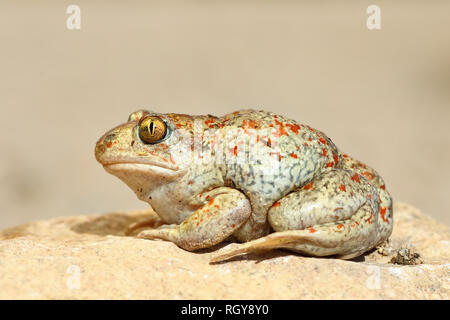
[[214, 205, 220, 209], [355, 221, 360, 226], [290, 153, 298, 159], [326, 161, 334, 168], [380, 207, 388, 223], [361, 171, 375, 180], [256, 135, 260, 143], [337, 224, 344, 229], [187, 181, 193, 185], [247, 120, 260, 129], [319, 137, 327, 145], [208, 199, 215, 206], [308, 227, 317, 233], [267, 138, 272, 147], [380, 184, 386, 190], [286, 123, 301, 134], [304, 182, 314, 190], [233, 145, 238, 156], [106, 141, 114, 148], [342, 154, 349, 158], [367, 211, 373, 224], [339, 184, 346, 192], [333, 153, 339, 165], [272, 201, 281, 208], [321, 149, 328, 157], [351, 173, 361, 184], [274, 119, 289, 137], [232, 224, 236, 228], [304, 143, 309, 147]]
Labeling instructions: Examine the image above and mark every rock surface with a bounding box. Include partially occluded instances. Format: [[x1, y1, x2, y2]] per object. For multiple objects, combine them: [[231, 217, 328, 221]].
[[0, 202, 448, 299]]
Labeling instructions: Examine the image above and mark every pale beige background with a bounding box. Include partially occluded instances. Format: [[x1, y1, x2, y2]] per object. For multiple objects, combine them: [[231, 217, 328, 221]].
[[0, 0, 449, 229]]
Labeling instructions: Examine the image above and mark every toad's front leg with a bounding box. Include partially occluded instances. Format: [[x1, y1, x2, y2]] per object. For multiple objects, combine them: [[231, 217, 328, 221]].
[[136, 187, 251, 251]]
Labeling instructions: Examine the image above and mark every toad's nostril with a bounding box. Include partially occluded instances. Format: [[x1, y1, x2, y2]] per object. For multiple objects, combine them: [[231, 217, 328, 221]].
[[105, 133, 116, 141]]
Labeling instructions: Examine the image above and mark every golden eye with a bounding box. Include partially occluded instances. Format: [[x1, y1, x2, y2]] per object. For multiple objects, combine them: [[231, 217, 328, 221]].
[[138, 116, 167, 144]]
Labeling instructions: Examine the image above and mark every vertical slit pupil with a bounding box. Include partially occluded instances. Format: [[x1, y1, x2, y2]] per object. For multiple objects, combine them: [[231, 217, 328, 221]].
[[149, 121, 155, 135]]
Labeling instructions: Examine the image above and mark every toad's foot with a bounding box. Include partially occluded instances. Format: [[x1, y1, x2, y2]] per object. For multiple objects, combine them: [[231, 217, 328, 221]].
[[136, 187, 251, 251]]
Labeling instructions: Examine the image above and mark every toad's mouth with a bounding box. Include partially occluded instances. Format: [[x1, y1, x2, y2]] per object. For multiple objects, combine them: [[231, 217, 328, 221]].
[[103, 161, 180, 173]]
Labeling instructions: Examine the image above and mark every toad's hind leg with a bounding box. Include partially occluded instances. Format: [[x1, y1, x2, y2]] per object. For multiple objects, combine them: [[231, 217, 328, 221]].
[[211, 169, 389, 263]]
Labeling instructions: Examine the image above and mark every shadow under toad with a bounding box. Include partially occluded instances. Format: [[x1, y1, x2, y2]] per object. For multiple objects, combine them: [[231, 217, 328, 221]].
[[70, 213, 372, 264], [70, 212, 161, 236]]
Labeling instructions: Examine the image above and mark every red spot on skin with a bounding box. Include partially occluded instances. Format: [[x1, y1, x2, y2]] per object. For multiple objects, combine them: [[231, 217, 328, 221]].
[[267, 138, 272, 147], [358, 161, 368, 169], [367, 211, 373, 224], [339, 184, 346, 192], [187, 181, 193, 185], [351, 173, 361, 183], [350, 192, 354, 197], [380, 184, 386, 190], [380, 207, 388, 223], [175, 123, 183, 128], [233, 145, 238, 156], [321, 149, 328, 157], [274, 119, 289, 137], [209, 125, 215, 128], [308, 138, 312, 142], [304, 182, 314, 190], [355, 221, 360, 226], [256, 135, 260, 143], [337, 224, 344, 229], [333, 153, 339, 165], [272, 201, 281, 208], [308, 227, 317, 233], [196, 222, 199, 226], [297, 146, 300, 151], [379, 194, 382, 203], [326, 161, 334, 168], [208, 199, 215, 206], [248, 120, 259, 129], [106, 141, 114, 148], [342, 154, 349, 158], [304, 143, 309, 147], [269, 124, 274, 127], [286, 123, 301, 134], [290, 153, 298, 159], [214, 205, 220, 209], [368, 194, 372, 199], [319, 137, 327, 145], [232, 224, 236, 228], [361, 171, 375, 180]]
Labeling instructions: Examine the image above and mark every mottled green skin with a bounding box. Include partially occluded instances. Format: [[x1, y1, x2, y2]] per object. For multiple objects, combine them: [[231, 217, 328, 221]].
[[95, 109, 393, 261]]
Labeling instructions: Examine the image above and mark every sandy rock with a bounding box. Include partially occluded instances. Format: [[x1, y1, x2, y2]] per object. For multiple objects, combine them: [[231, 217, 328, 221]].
[[0, 202, 448, 299]]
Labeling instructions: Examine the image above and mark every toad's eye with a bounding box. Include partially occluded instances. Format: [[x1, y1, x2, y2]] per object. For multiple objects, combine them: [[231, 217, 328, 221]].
[[138, 116, 167, 144]]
